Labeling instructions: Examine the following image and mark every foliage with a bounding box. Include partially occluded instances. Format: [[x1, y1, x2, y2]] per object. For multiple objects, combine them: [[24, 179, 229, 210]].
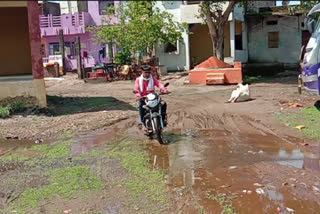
[[0, 96, 37, 118], [115, 48, 132, 64], [0, 106, 10, 118], [90, 1, 186, 59]]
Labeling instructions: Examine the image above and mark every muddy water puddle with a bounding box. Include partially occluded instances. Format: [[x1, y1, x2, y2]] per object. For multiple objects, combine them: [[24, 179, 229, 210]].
[[148, 129, 320, 213]]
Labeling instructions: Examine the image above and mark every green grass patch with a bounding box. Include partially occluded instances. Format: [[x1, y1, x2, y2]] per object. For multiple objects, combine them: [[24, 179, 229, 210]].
[[58, 131, 75, 139], [11, 166, 103, 213], [109, 139, 168, 205], [0, 96, 37, 118], [208, 194, 237, 214], [31, 140, 72, 158], [277, 106, 320, 140], [242, 75, 271, 84], [0, 106, 10, 118]]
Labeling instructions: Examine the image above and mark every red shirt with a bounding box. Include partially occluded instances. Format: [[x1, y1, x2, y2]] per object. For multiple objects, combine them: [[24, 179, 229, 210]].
[[134, 76, 167, 98]]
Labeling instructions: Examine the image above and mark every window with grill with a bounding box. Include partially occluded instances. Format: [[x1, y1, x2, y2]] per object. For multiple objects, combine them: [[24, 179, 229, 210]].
[[268, 32, 279, 48], [99, 0, 114, 15]]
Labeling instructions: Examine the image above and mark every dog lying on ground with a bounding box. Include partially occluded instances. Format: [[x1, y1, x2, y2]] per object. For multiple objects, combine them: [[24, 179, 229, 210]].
[[227, 83, 251, 103]]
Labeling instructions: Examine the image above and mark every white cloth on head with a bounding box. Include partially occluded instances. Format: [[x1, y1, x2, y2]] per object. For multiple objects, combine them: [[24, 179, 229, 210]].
[[139, 74, 154, 92]]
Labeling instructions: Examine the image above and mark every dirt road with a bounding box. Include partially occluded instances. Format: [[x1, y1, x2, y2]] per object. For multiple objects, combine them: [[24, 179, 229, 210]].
[[1, 73, 320, 213]]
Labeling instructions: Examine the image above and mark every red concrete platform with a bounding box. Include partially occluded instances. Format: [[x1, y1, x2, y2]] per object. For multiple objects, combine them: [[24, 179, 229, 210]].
[[189, 57, 243, 85]]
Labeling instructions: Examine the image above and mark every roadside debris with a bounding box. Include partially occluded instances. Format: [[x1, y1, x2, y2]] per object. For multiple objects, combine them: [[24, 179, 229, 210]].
[[295, 125, 306, 130], [242, 190, 252, 194], [63, 209, 72, 214], [255, 188, 265, 195], [312, 186, 320, 193], [288, 103, 303, 108], [253, 183, 264, 187], [228, 166, 238, 170], [34, 138, 44, 144], [286, 207, 295, 213]]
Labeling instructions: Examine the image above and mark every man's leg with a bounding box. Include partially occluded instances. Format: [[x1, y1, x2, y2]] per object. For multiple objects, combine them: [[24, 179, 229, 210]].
[[161, 101, 167, 127], [138, 99, 145, 127]]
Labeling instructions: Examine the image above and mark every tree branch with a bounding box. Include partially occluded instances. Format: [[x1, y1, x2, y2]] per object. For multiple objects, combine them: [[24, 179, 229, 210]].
[[222, 1, 240, 22]]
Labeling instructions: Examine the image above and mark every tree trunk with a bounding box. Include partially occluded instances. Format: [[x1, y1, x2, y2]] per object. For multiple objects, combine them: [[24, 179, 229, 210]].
[[201, 1, 238, 61], [216, 24, 225, 61]]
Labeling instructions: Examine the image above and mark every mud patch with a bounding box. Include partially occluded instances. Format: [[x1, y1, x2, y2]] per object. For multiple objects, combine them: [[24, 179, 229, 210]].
[[146, 128, 320, 213]]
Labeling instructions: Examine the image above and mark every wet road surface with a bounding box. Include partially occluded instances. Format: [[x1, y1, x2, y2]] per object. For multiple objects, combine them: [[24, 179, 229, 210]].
[[1, 116, 320, 213]]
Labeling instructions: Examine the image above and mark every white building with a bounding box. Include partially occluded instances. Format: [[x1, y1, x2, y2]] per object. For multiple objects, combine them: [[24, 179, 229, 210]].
[[155, 1, 276, 71]]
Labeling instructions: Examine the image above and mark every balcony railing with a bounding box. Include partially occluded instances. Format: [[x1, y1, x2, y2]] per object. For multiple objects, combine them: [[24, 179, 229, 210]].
[[40, 12, 90, 37]]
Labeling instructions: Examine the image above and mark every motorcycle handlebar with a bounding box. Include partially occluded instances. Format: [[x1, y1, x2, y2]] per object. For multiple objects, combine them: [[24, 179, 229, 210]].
[[136, 92, 170, 101]]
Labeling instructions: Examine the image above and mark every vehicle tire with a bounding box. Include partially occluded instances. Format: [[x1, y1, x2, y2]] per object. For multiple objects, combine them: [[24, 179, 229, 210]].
[[153, 117, 164, 144]]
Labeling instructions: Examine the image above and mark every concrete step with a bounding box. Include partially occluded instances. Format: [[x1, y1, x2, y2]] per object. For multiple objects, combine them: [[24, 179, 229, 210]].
[[206, 73, 225, 77], [206, 73, 225, 85]]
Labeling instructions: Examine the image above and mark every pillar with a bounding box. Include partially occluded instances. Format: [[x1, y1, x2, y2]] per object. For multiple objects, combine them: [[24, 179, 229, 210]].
[[242, 21, 248, 63], [27, 1, 47, 107], [230, 19, 235, 58], [184, 28, 190, 71]]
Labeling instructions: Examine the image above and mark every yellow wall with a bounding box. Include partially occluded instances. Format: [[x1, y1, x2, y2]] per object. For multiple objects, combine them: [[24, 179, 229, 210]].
[[0, 1, 27, 7], [0, 79, 47, 108], [0, 7, 32, 76], [235, 21, 242, 35], [190, 22, 231, 66], [224, 22, 231, 57]]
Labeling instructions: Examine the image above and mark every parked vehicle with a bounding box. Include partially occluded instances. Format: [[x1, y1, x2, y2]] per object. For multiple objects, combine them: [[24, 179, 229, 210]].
[[134, 83, 169, 144], [301, 3, 320, 94]]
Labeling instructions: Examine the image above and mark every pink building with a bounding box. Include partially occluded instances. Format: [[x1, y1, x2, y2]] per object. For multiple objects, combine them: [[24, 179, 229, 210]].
[[40, 1, 120, 71]]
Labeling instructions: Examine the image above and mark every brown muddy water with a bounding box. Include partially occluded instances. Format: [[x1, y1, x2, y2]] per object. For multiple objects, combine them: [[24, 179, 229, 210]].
[[146, 129, 320, 214]]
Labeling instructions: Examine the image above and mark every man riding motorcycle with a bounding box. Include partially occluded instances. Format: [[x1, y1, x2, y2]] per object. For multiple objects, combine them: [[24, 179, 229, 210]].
[[134, 65, 168, 129]]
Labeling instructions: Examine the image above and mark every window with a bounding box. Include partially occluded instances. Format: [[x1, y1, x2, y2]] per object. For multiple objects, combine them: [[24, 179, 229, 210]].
[[235, 35, 243, 50], [164, 41, 179, 54], [266, 20, 278, 25], [186, 1, 201, 5], [99, 0, 114, 15], [49, 42, 75, 57], [49, 43, 60, 55], [268, 32, 279, 48], [77, 0, 88, 13]]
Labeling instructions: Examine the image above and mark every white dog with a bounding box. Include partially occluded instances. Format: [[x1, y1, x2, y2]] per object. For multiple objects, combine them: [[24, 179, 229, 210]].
[[227, 83, 251, 103]]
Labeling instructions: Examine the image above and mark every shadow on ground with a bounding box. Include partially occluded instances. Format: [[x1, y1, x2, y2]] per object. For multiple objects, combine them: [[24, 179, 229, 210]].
[[47, 95, 136, 116]]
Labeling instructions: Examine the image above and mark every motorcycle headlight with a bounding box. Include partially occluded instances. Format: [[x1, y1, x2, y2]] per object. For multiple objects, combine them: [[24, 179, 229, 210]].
[[147, 99, 158, 108]]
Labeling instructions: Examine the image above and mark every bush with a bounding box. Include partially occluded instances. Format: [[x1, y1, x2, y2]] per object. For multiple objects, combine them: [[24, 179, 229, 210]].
[[0, 106, 11, 118], [115, 49, 132, 65]]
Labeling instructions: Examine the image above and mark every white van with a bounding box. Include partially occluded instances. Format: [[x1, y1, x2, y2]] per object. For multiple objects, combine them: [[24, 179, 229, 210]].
[[302, 3, 320, 94]]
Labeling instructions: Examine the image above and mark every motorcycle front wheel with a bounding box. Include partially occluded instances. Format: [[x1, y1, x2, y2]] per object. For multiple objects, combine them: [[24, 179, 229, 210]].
[[152, 117, 164, 144]]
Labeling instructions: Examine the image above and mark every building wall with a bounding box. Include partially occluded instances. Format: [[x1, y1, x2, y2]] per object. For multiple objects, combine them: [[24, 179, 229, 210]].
[[0, 7, 32, 76], [60, 1, 78, 14], [87, 1, 120, 26], [247, 1, 276, 13], [44, 32, 114, 64], [155, 1, 188, 71], [247, 15, 302, 63], [59, 1, 120, 25], [180, 2, 233, 24]]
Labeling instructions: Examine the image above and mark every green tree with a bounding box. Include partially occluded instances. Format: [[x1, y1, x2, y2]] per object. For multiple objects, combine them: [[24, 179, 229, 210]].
[[90, 1, 186, 63], [199, 1, 239, 61]]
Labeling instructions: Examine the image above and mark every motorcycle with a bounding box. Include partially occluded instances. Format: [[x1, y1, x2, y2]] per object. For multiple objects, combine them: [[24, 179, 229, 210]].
[[133, 83, 169, 144]]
